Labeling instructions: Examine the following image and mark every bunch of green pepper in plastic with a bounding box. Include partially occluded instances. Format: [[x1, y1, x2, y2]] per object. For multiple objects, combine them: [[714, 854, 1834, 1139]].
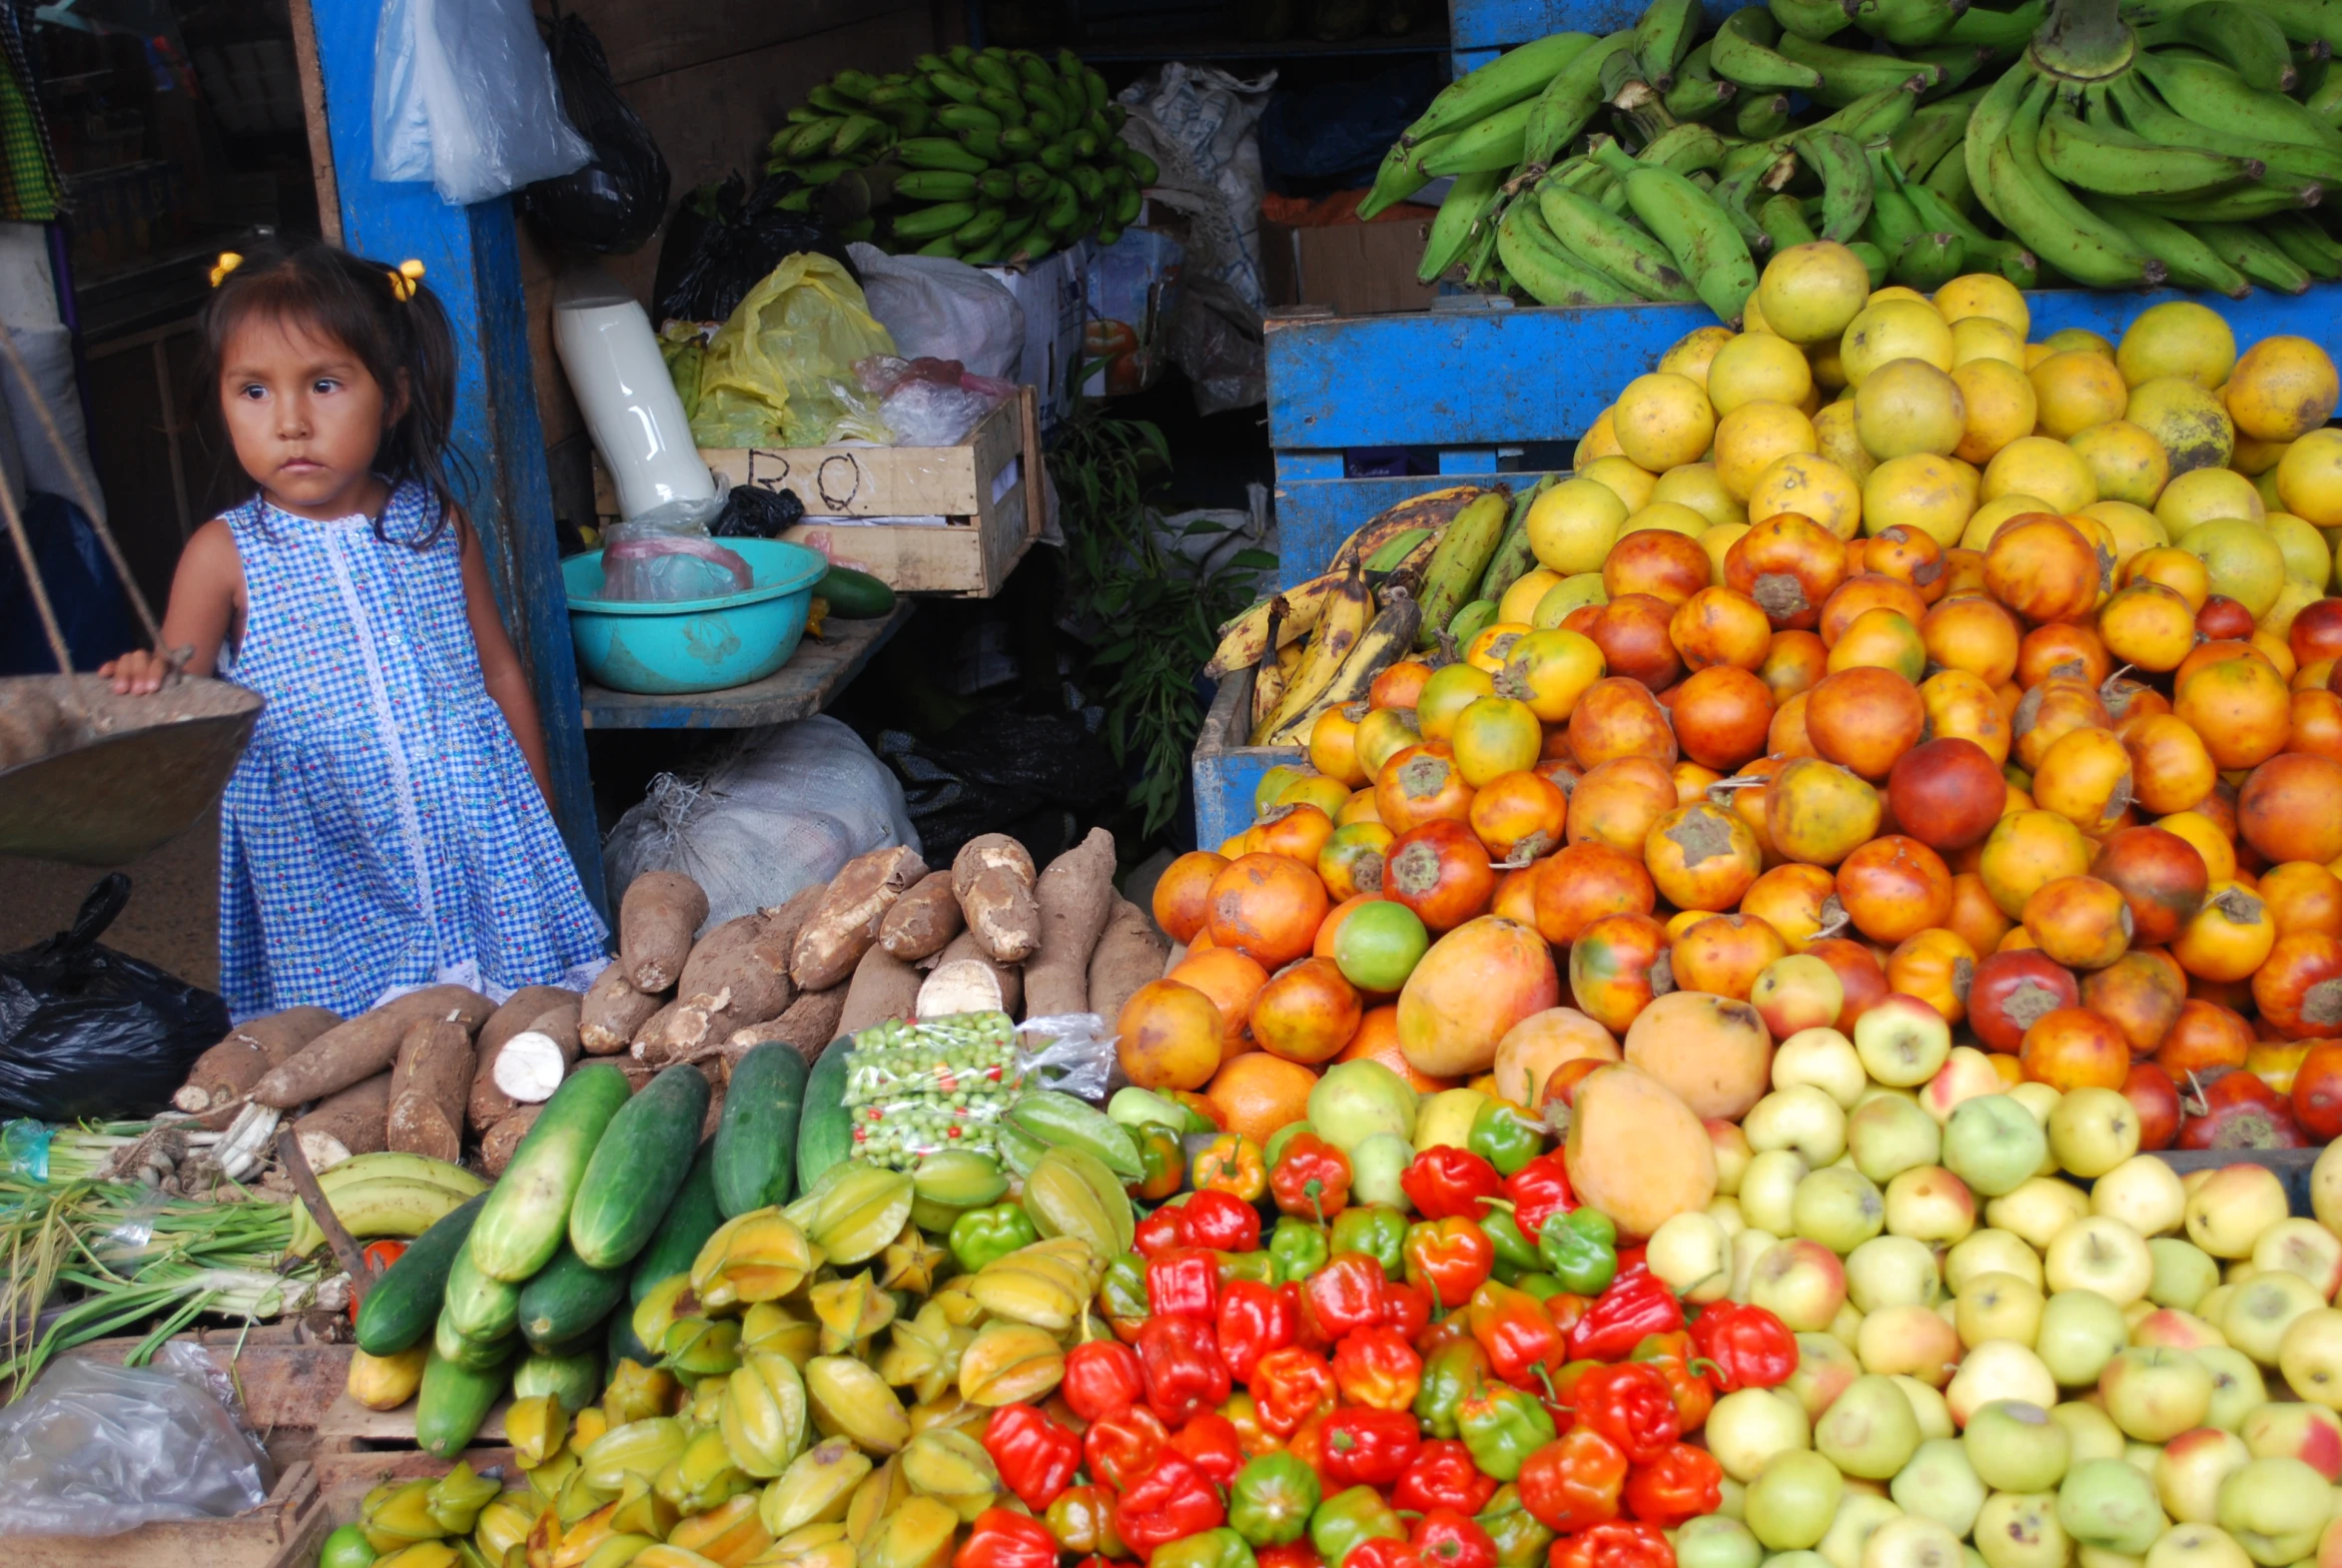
[[845, 1011, 1114, 1170]]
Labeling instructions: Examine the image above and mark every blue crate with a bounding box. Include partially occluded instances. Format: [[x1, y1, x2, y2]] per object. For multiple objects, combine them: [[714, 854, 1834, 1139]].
[[1448, 0, 1739, 69]]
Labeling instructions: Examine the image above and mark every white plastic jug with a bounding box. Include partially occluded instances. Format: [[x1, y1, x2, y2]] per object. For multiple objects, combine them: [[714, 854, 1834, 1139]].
[[552, 273, 711, 519]]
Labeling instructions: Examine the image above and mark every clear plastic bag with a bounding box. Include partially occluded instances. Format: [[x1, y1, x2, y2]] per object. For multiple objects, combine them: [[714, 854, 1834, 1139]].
[[0, 1342, 273, 1536], [690, 254, 897, 449], [845, 244, 1025, 380], [844, 1011, 1115, 1169], [372, 0, 591, 206], [856, 356, 1016, 448], [599, 499, 751, 603]]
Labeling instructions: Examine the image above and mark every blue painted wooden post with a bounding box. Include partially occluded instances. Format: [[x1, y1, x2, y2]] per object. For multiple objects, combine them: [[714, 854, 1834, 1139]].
[[304, 0, 607, 917]]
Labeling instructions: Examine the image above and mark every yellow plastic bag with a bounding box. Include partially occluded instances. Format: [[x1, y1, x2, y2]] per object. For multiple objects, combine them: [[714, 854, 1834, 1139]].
[[689, 254, 897, 448]]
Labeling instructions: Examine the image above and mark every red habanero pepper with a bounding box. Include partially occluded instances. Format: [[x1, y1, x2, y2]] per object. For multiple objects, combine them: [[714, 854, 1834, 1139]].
[[1302, 1253, 1388, 1341], [1136, 1207, 1183, 1260], [1218, 1278, 1299, 1385], [1149, 1247, 1220, 1321], [1546, 1520, 1672, 1568], [1572, 1363, 1681, 1463], [982, 1403, 1083, 1510], [1259, 1546, 1325, 1568], [1085, 1404, 1169, 1491], [1567, 1265, 1684, 1364], [1400, 1147, 1505, 1221], [1332, 1326, 1422, 1412], [956, 1508, 1061, 1568], [1171, 1411, 1245, 1485], [1630, 1333, 1714, 1432], [1139, 1313, 1232, 1425], [1270, 1132, 1353, 1221], [1382, 1279, 1433, 1345], [1321, 1406, 1423, 1489], [1468, 1280, 1567, 1393], [1504, 1152, 1575, 1239], [1393, 1439, 1498, 1517], [1517, 1428, 1627, 1534], [1404, 1219, 1495, 1313], [1411, 1510, 1497, 1568], [1117, 1451, 1226, 1558], [1182, 1187, 1263, 1252], [1688, 1300, 1798, 1392], [1065, 1337, 1148, 1422], [1347, 1540, 1425, 1568], [1623, 1441, 1722, 1528], [1252, 1346, 1337, 1436]]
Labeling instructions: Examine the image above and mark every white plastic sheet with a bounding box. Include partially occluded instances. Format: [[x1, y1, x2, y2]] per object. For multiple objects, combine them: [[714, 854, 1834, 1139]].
[[373, 0, 590, 205]]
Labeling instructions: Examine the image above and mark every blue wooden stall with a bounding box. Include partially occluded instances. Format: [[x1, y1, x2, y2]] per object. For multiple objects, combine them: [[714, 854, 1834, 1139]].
[[1448, 0, 1737, 70], [303, 0, 604, 912]]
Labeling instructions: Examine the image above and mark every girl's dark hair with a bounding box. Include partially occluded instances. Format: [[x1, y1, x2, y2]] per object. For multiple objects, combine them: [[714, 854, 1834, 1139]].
[[193, 238, 469, 545]]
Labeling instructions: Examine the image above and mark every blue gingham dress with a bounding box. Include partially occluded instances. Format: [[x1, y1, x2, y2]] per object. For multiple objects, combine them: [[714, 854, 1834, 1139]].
[[215, 481, 607, 1019]]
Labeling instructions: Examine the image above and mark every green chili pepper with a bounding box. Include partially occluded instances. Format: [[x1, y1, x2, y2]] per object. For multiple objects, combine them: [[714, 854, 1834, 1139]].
[[1514, 1272, 1568, 1301], [1153, 1526, 1258, 1568], [1476, 1483, 1557, 1568], [1227, 1452, 1319, 1547], [1131, 1124, 1185, 1201], [1468, 1102, 1546, 1176], [1413, 1338, 1492, 1440], [1216, 1249, 1274, 1286], [1478, 1208, 1541, 1285], [1309, 1485, 1406, 1568], [1098, 1252, 1149, 1323], [1328, 1204, 1408, 1280], [1536, 1206, 1618, 1295], [1269, 1216, 1328, 1284], [1457, 1380, 1557, 1481], [948, 1202, 1040, 1273]]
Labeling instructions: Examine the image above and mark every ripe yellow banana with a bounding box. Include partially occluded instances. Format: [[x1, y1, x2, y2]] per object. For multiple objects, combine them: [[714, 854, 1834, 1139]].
[[1268, 559, 1372, 736], [1208, 576, 1335, 676], [1249, 599, 1287, 736], [1269, 587, 1425, 745]]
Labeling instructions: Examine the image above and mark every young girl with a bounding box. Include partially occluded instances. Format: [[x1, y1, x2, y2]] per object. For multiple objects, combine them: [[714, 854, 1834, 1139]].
[[104, 241, 606, 1020]]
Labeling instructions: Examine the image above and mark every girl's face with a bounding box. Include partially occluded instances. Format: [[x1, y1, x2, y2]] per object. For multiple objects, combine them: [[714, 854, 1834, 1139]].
[[219, 312, 402, 520]]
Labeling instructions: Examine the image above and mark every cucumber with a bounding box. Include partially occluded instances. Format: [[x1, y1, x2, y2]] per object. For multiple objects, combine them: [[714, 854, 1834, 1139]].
[[796, 1040, 855, 1195], [630, 1145, 722, 1303], [512, 1346, 605, 1413], [714, 1044, 809, 1217], [470, 1064, 632, 1282], [518, 1240, 628, 1350], [608, 1299, 656, 1368], [569, 1064, 711, 1269], [355, 1192, 485, 1355], [441, 1237, 521, 1343], [434, 1308, 515, 1373], [415, 1346, 509, 1458], [817, 566, 896, 619]]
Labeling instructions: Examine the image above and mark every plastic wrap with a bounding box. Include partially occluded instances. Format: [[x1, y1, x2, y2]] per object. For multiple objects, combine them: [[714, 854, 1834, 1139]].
[[598, 501, 750, 603], [844, 1011, 1115, 1169], [857, 356, 1016, 448], [371, 0, 590, 206]]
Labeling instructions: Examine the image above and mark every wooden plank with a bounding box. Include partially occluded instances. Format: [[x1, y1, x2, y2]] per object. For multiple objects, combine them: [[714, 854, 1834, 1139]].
[[59, 1332, 355, 1433], [1191, 669, 1302, 850], [316, 1391, 509, 1449], [562, 0, 913, 89], [287, 0, 339, 247], [579, 600, 913, 728], [1265, 284, 2342, 451], [9, 1462, 321, 1568]]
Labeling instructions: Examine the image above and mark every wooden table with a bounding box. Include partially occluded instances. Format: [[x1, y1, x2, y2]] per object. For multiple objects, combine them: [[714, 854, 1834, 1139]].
[[576, 601, 913, 730]]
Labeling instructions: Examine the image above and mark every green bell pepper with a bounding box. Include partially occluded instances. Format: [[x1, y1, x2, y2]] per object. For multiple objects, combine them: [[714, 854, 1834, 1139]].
[[1309, 1485, 1406, 1568], [1227, 1452, 1320, 1547], [1469, 1102, 1546, 1176], [1476, 1484, 1557, 1568], [1513, 1272, 1568, 1301], [1457, 1380, 1556, 1482], [1329, 1204, 1408, 1281], [1413, 1338, 1492, 1439], [1099, 1253, 1149, 1323], [1153, 1527, 1258, 1568], [1478, 1208, 1541, 1285], [949, 1202, 1039, 1273], [1536, 1206, 1617, 1295], [1216, 1249, 1274, 1286], [1270, 1216, 1328, 1284]]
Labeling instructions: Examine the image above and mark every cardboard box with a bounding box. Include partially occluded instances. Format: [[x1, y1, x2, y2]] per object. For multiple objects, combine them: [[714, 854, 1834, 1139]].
[[1082, 227, 1185, 398], [982, 239, 1095, 436], [1260, 216, 1438, 317]]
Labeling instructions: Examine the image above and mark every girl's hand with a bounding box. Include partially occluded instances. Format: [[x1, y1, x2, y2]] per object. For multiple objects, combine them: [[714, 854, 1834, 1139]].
[[100, 648, 179, 695]]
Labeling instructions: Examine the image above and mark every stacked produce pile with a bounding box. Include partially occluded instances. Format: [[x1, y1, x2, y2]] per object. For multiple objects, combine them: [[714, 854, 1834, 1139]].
[[766, 47, 1157, 264], [1365, 0, 2342, 310]]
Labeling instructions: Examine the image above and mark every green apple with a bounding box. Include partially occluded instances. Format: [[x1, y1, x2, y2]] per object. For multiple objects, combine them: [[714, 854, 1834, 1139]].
[[1733, 1225, 1783, 1301], [2141, 1522, 2254, 1568], [2214, 1455, 2330, 1564], [1788, 1329, 1861, 1420], [1746, 1085, 1849, 1167], [1950, 1228, 2047, 1292], [1775, 1025, 1868, 1109], [1850, 1235, 1945, 1313], [2155, 1426, 2252, 1526], [1859, 1513, 1965, 1568], [1307, 1059, 1417, 1154], [1855, 994, 1955, 1087], [1817, 1373, 1924, 1479], [1649, 1209, 1733, 1303], [2038, 1289, 2130, 1386], [2056, 1457, 2167, 1555], [1829, 1298, 1867, 1355], [2251, 1218, 2342, 1300], [1707, 1386, 1812, 1482], [2131, 1307, 2226, 1352], [2278, 1307, 2342, 1414], [1413, 1087, 1491, 1156], [2192, 1346, 2266, 1434], [2220, 1271, 2325, 1367], [2054, 1400, 2130, 1463], [2101, 1347, 2215, 1443], [2048, 1087, 2140, 1179], [2046, 1216, 2156, 1306], [1746, 1449, 1846, 1550], [1860, 1302, 1963, 1386], [1754, 1237, 1853, 1333], [1973, 1491, 2071, 1568], [1958, 1270, 2048, 1349], [2237, 1399, 2342, 1478], [1815, 1489, 1903, 1568], [1886, 1165, 1979, 1246], [1673, 1515, 1762, 1568], [1348, 1130, 1415, 1207], [2096, 1154, 2188, 1238], [2149, 1238, 2222, 1312], [1850, 1094, 1946, 1185], [1988, 1176, 2096, 1251], [1923, 1047, 2011, 1125], [1796, 1166, 1888, 1255], [1894, 1374, 1954, 1440], [1945, 1096, 2049, 1198], [1967, 1400, 2074, 1492], [1948, 1340, 2059, 1426], [1895, 1435, 1988, 1536], [1743, 1149, 1812, 1235], [2184, 1166, 2290, 1260], [1713, 1118, 1753, 1195]]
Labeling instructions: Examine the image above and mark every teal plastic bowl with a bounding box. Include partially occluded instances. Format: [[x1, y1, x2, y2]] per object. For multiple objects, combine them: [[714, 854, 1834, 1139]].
[[561, 537, 829, 695]]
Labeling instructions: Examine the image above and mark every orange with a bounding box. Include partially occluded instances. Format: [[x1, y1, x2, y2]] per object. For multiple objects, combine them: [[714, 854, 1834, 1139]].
[[1168, 947, 1270, 1059], [1205, 1051, 1321, 1145], [1336, 1004, 1457, 1093]]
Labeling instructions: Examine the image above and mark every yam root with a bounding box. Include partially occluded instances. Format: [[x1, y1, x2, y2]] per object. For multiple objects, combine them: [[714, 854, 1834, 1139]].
[[1088, 899, 1170, 1030], [1022, 828, 1119, 1019], [677, 912, 794, 1030], [173, 1006, 340, 1123], [739, 987, 848, 1065], [620, 871, 708, 992], [580, 962, 662, 1056], [388, 1016, 473, 1164], [879, 872, 964, 962], [792, 846, 928, 992], [924, 932, 1022, 1020], [251, 986, 492, 1109], [632, 1000, 681, 1054], [953, 835, 1040, 963], [838, 945, 925, 1037], [471, 1003, 579, 1130], [637, 991, 733, 1066], [480, 1107, 540, 1177], [477, 987, 576, 1062], [292, 1074, 391, 1171], [762, 885, 825, 959]]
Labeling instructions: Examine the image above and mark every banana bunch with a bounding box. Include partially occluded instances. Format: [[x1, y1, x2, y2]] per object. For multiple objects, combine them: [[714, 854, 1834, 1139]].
[[766, 46, 1158, 265], [286, 1150, 484, 1260]]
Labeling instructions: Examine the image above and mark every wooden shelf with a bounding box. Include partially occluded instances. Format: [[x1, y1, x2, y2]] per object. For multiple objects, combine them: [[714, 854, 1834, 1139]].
[[577, 602, 913, 730]]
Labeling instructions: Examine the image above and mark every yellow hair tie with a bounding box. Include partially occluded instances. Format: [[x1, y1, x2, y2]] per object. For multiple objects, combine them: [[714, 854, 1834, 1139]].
[[208, 252, 243, 288], [388, 259, 425, 302]]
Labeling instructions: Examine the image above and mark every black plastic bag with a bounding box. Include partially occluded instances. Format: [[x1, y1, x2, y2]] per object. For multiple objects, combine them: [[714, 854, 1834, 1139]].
[[519, 15, 670, 254], [877, 711, 1123, 864], [654, 174, 861, 326], [0, 876, 229, 1122], [711, 484, 804, 539]]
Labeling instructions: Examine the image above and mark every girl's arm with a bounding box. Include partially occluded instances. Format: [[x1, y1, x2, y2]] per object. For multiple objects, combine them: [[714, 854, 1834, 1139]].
[[101, 518, 243, 693], [456, 516, 557, 807]]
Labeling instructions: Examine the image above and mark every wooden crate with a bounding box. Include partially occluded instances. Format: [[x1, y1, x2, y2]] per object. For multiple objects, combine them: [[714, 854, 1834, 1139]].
[[591, 388, 1045, 599]]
